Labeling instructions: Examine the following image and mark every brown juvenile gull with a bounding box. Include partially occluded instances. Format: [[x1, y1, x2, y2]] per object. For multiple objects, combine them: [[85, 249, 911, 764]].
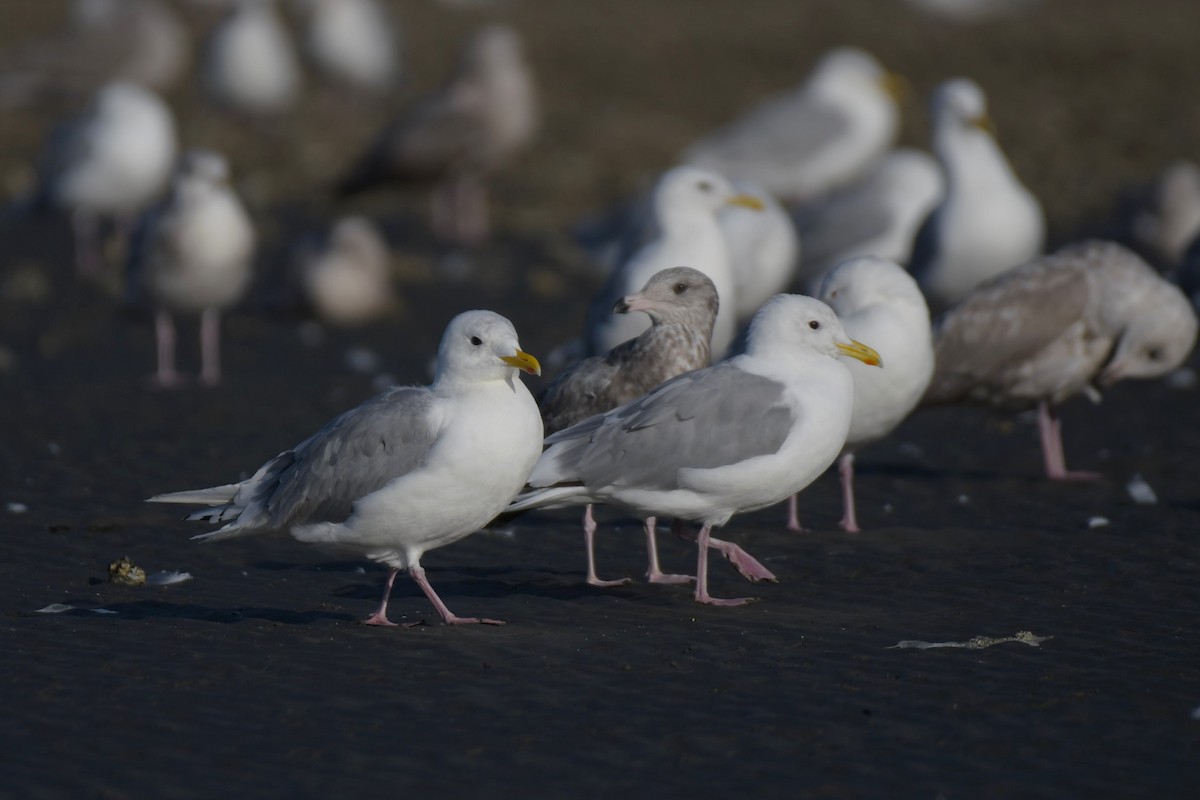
[[131, 150, 255, 388], [336, 24, 537, 244], [509, 295, 882, 606], [924, 240, 1198, 479], [540, 267, 774, 587], [786, 256, 933, 532], [148, 310, 543, 627]]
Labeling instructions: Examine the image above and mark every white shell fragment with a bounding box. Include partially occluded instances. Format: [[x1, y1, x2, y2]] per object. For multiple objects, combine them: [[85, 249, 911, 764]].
[[889, 631, 1052, 650], [145, 570, 193, 587], [1086, 516, 1110, 529], [36, 603, 74, 614], [1126, 474, 1159, 505]]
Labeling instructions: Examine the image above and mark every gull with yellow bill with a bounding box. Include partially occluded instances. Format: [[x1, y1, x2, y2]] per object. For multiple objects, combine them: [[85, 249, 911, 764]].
[[148, 310, 544, 627], [509, 295, 882, 607]]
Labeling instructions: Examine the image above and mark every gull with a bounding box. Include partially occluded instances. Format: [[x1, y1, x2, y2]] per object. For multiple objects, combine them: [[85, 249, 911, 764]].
[[201, 0, 302, 116], [297, 216, 395, 326], [792, 148, 944, 292], [584, 166, 764, 360], [719, 181, 801, 322], [148, 310, 544, 626], [909, 78, 1045, 312], [0, 0, 190, 108], [924, 240, 1198, 479], [540, 267, 768, 587], [27, 81, 177, 274], [132, 150, 256, 387], [1128, 160, 1200, 269], [682, 47, 904, 201], [509, 295, 882, 606], [336, 24, 538, 244], [299, 0, 400, 94], [785, 257, 933, 532]]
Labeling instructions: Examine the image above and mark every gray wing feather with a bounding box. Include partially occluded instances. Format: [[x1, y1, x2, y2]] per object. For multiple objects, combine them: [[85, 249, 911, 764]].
[[247, 387, 440, 530], [543, 363, 793, 492], [689, 94, 850, 166]]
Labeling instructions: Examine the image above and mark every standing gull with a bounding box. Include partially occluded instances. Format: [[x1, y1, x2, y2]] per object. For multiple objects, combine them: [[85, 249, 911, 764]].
[[296, 216, 395, 326], [299, 0, 400, 94], [27, 81, 177, 274], [909, 78, 1045, 311], [132, 150, 255, 387], [1128, 160, 1200, 269], [148, 310, 544, 627], [509, 295, 881, 606], [200, 0, 302, 116], [336, 24, 537, 244], [792, 148, 944, 292], [786, 257, 933, 532], [682, 47, 904, 201], [584, 166, 763, 360], [924, 240, 1198, 479]]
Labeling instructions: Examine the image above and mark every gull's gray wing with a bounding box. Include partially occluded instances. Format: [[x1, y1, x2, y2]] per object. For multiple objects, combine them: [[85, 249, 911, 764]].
[[540, 362, 794, 492], [687, 93, 850, 168], [252, 387, 441, 529], [926, 261, 1090, 403], [795, 192, 897, 273]]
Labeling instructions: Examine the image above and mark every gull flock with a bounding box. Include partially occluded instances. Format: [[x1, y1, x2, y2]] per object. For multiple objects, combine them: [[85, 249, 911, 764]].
[[2, 1, 1197, 625]]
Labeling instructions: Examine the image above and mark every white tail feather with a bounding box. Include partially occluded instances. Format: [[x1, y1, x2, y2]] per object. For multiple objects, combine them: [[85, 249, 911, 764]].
[[146, 484, 241, 506]]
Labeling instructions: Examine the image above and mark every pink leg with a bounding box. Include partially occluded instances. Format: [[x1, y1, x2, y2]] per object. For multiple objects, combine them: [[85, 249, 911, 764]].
[[583, 504, 630, 587], [675, 520, 776, 583], [1038, 401, 1100, 481], [72, 210, 101, 275], [149, 310, 187, 388], [693, 524, 757, 606], [785, 493, 804, 532], [199, 308, 222, 386], [838, 452, 860, 533], [644, 516, 693, 584], [409, 563, 504, 625], [362, 567, 400, 626]]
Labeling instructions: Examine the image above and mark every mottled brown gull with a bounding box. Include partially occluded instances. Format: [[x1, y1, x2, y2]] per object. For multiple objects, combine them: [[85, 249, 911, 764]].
[[924, 240, 1198, 479], [509, 295, 881, 606], [148, 310, 543, 627]]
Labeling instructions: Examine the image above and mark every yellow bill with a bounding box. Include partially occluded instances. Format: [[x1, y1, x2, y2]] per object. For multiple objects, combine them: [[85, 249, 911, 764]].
[[501, 350, 542, 376], [970, 113, 997, 136], [879, 71, 909, 102], [727, 193, 766, 211], [836, 339, 883, 367]]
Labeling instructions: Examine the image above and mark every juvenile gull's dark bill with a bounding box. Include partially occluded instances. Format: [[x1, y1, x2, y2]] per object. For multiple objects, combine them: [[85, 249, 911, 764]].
[[510, 294, 881, 607], [148, 310, 544, 627], [923, 240, 1198, 479]]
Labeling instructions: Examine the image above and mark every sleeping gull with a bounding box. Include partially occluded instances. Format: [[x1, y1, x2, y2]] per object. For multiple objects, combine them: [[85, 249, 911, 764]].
[[719, 181, 801, 322], [336, 24, 537, 244], [682, 47, 904, 201], [786, 257, 933, 532], [792, 148, 944, 291], [131, 150, 255, 387], [299, 0, 400, 94], [509, 295, 882, 606], [148, 310, 544, 626], [584, 166, 763, 360], [201, 0, 302, 116], [26, 81, 176, 274], [296, 216, 395, 326], [909, 78, 1045, 311], [923, 240, 1198, 479]]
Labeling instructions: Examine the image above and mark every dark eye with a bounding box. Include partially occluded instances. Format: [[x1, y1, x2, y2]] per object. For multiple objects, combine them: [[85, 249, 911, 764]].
[[808, 320, 820, 330], [470, 336, 482, 346], [673, 283, 687, 294], [1146, 347, 1163, 361], [697, 181, 712, 192]]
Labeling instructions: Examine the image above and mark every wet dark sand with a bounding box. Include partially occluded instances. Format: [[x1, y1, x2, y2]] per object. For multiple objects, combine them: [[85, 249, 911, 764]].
[[3, 1, 1200, 797]]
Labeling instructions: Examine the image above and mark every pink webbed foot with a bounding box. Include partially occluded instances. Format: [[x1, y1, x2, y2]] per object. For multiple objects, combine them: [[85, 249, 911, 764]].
[[694, 590, 758, 607], [646, 570, 694, 585], [691, 524, 759, 607], [362, 611, 399, 627], [583, 505, 632, 587], [587, 575, 632, 588], [707, 536, 778, 583]]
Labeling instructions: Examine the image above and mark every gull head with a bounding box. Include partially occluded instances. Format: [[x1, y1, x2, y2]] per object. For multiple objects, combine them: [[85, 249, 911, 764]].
[[819, 255, 930, 318], [436, 310, 541, 386], [612, 266, 719, 329], [934, 78, 995, 137], [810, 47, 902, 103], [746, 294, 882, 367], [653, 166, 764, 225], [1099, 279, 1198, 386]]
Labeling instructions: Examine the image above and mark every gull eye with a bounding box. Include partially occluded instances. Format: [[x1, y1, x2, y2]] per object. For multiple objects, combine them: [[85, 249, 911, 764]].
[[697, 180, 713, 193], [470, 336, 483, 346], [673, 283, 687, 294], [1146, 346, 1163, 361], [808, 320, 820, 330]]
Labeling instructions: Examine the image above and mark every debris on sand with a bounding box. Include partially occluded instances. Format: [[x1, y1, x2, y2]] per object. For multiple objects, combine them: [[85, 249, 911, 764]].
[[1126, 474, 1158, 505], [107, 556, 147, 587], [889, 631, 1052, 650], [145, 570, 192, 587], [36, 603, 74, 614]]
